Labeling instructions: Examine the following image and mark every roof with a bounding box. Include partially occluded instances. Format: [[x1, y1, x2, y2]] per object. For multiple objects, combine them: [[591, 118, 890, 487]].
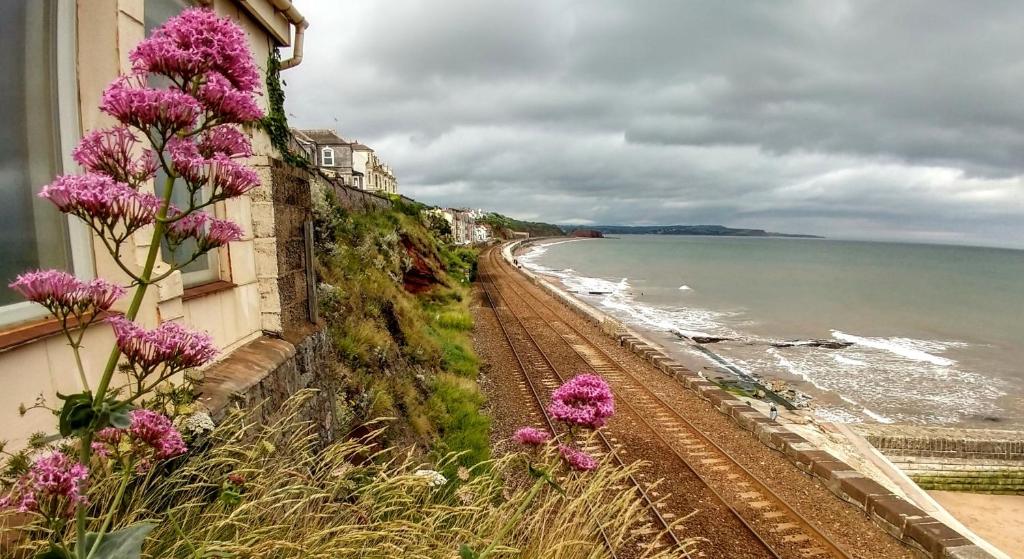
[[350, 142, 374, 151], [293, 128, 348, 145]]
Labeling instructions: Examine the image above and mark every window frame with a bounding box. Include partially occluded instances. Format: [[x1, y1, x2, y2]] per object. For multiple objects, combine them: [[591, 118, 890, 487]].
[[1, 0, 93, 328], [320, 146, 335, 167]]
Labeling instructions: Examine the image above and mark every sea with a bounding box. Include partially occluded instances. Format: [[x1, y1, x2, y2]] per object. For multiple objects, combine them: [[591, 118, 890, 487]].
[[519, 235, 1024, 427]]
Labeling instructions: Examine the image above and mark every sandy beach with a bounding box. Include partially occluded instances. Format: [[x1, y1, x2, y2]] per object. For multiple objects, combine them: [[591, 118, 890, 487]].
[[929, 492, 1024, 558]]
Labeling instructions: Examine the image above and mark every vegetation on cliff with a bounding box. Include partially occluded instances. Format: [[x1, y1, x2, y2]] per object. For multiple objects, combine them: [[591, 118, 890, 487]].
[[477, 212, 565, 238], [312, 191, 488, 472]]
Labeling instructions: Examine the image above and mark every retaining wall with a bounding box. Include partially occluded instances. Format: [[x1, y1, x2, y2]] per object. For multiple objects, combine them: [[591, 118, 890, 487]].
[[503, 240, 996, 559]]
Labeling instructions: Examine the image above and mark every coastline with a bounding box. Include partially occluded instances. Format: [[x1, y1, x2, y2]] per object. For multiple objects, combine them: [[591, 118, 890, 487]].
[[510, 237, 1019, 558]]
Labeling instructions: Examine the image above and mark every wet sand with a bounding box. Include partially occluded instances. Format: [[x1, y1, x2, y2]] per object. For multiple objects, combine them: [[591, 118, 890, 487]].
[[928, 491, 1024, 558]]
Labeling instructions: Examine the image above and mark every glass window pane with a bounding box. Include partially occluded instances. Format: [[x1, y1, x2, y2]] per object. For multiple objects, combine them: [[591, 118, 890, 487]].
[[0, 0, 73, 308]]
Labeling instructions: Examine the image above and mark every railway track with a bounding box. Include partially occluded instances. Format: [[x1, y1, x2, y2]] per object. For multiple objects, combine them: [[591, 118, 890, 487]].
[[483, 246, 858, 559]]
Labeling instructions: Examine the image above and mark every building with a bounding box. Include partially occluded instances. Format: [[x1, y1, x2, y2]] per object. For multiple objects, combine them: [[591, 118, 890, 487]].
[[292, 129, 355, 187], [0, 0, 329, 447], [431, 208, 490, 245], [351, 142, 398, 194]]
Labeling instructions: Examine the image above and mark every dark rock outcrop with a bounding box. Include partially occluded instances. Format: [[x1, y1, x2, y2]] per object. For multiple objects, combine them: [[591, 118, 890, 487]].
[[569, 229, 605, 238]]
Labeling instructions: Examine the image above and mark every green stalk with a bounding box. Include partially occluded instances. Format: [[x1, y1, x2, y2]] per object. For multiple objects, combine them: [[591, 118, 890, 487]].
[[478, 476, 547, 558], [85, 467, 133, 559], [74, 173, 176, 558]]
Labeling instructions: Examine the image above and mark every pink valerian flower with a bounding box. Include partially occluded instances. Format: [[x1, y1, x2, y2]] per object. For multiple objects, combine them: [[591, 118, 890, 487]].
[[167, 137, 259, 197], [0, 452, 89, 517], [198, 72, 264, 124], [130, 8, 261, 93], [165, 209, 244, 251], [513, 427, 551, 447], [39, 174, 162, 235], [547, 374, 615, 429], [100, 77, 201, 132], [72, 126, 158, 186], [198, 126, 252, 158], [558, 445, 598, 472], [127, 409, 188, 460], [108, 316, 218, 373], [9, 270, 125, 317]]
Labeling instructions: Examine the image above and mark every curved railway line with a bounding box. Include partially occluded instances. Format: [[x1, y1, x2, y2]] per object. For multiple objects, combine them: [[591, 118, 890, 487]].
[[480, 245, 860, 559]]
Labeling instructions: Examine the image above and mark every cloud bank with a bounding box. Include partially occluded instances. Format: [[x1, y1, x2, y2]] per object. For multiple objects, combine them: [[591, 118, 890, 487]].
[[286, 0, 1024, 247]]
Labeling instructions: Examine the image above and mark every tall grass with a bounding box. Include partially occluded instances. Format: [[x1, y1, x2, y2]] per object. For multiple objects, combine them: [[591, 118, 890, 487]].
[[4, 392, 689, 558]]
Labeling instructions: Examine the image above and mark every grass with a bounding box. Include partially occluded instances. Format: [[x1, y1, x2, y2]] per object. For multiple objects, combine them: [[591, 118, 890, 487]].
[[2, 392, 689, 558]]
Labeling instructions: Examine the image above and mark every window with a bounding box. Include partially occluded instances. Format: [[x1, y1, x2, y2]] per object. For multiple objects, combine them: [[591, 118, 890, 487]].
[[321, 147, 335, 167], [148, 0, 222, 288], [0, 0, 88, 326]]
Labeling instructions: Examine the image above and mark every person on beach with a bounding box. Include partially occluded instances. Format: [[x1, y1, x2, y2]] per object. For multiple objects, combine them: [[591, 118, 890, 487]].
[[769, 403, 778, 421]]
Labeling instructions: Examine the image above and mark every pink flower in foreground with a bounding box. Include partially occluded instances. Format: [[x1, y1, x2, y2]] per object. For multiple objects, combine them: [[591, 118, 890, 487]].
[[166, 210, 244, 250], [100, 78, 201, 132], [130, 8, 261, 93], [558, 445, 597, 472], [128, 409, 188, 460], [198, 126, 252, 159], [0, 452, 89, 517], [10, 270, 125, 316], [73, 126, 158, 186], [167, 137, 259, 196], [108, 316, 218, 373], [513, 427, 550, 446], [199, 73, 264, 124], [548, 374, 615, 429], [39, 174, 162, 233]]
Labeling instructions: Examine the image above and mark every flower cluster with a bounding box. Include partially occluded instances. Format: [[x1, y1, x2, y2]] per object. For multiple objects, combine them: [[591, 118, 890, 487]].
[[547, 374, 615, 429], [40, 174, 162, 239], [165, 209, 244, 252], [72, 126, 158, 187], [0, 452, 89, 518], [129, 7, 261, 92], [100, 78, 201, 133], [558, 444, 598, 472], [10, 270, 124, 319], [413, 469, 448, 487], [167, 137, 260, 198], [93, 409, 187, 464], [108, 316, 218, 374], [199, 73, 264, 124], [178, 411, 215, 438], [198, 126, 252, 158], [513, 427, 550, 446]]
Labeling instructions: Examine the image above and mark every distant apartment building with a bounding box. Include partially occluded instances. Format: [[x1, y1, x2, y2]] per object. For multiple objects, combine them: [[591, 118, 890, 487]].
[[294, 129, 398, 195], [430, 208, 491, 245]]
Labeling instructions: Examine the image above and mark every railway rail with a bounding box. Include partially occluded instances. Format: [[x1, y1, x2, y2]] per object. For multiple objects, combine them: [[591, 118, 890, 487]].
[[482, 246, 858, 559]]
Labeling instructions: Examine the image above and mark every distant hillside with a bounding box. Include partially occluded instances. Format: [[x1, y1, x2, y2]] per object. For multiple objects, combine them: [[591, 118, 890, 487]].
[[562, 224, 822, 238], [479, 213, 565, 238]]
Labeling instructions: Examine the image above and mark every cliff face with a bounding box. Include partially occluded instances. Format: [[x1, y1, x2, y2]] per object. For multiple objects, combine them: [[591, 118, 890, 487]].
[[569, 229, 604, 238]]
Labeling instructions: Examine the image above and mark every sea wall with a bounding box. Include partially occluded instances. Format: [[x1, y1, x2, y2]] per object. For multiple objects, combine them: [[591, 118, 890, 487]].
[[855, 425, 1024, 494], [503, 239, 996, 559]]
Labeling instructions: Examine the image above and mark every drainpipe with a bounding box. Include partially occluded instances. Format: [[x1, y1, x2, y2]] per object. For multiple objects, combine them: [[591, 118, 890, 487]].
[[267, 0, 308, 70]]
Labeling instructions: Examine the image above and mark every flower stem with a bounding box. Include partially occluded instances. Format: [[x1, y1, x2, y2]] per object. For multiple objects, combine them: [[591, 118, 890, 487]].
[[85, 467, 133, 559]]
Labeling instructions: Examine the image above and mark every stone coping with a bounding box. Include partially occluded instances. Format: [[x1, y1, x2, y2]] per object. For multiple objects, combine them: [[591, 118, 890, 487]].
[[500, 239, 997, 559], [196, 335, 296, 420]]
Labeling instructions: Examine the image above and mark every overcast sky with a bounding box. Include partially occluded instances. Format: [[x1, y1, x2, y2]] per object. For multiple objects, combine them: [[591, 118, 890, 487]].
[[285, 1, 1024, 247]]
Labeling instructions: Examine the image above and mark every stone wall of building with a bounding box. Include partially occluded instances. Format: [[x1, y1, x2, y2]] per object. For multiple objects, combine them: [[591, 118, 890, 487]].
[[268, 159, 317, 335]]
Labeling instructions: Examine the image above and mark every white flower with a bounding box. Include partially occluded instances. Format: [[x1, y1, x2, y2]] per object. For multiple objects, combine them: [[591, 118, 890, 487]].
[[413, 469, 447, 487], [181, 411, 215, 437]]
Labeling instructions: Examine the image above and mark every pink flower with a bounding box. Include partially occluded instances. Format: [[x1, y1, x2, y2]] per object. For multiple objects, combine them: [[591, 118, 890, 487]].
[[100, 77, 201, 132], [558, 445, 598, 472], [166, 209, 244, 251], [73, 126, 157, 186], [198, 126, 252, 159], [9, 270, 125, 317], [130, 8, 261, 93], [0, 452, 89, 517], [108, 316, 218, 373], [198, 73, 264, 124], [209, 158, 260, 196], [548, 374, 615, 429], [127, 409, 187, 460], [39, 174, 162, 234], [513, 427, 550, 446], [167, 137, 259, 197]]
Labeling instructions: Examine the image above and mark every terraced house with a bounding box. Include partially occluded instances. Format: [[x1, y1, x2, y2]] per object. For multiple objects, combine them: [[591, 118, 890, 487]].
[[0, 0, 336, 448]]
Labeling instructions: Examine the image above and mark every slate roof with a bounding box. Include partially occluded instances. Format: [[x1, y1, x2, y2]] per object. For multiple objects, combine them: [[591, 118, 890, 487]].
[[292, 128, 348, 145]]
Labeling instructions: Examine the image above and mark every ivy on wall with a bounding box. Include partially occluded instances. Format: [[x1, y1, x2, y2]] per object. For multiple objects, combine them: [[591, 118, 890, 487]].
[[259, 49, 310, 168]]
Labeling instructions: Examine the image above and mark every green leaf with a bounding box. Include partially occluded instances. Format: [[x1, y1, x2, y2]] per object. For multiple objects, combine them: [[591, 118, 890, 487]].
[[107, 402, 134, 429], [82, 522, 156, 559], [458, 544, 479, 559], [58, 394, 95, 437]]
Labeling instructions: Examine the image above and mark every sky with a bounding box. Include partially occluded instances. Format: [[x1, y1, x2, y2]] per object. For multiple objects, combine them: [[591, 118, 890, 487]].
[[284, 1, 1024, 248]]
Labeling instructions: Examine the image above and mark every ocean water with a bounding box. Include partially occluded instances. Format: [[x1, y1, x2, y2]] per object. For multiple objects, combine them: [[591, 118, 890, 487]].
[[520, 236, 1024, 427]]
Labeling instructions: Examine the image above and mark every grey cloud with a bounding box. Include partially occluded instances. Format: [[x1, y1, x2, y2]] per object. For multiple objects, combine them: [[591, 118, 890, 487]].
[[287, 0, 1024, 247]]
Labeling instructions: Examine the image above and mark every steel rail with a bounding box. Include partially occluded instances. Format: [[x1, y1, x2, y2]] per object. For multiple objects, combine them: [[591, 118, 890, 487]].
[[492, 246, 856, 559], [479, 254, 689, 557]]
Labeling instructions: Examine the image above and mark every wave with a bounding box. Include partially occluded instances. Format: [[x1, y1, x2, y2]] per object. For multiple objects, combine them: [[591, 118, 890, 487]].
[[831, 331, 956, 366], [678, 285, 692, 291], [832, 354, 866, 366]]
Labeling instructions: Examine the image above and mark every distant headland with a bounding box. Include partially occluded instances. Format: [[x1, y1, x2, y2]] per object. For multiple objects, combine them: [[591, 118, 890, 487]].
[[561, 224, 823, 238]]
